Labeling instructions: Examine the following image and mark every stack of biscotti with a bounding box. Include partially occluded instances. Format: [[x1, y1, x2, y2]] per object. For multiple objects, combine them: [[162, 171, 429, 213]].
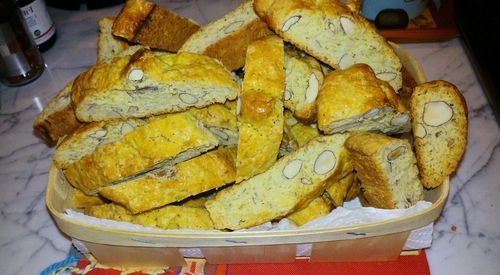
[[34, 0, 469, 231]]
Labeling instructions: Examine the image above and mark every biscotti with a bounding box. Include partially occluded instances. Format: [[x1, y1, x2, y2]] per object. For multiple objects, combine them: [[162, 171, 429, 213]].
[[235, 35, 285, 182], [206, 133, 350, 230], [188, 104, 238, 146], [317, 64, 410, 134], [97, 17, 146, 62], [85, 203, 214, 230], [71, 49, 239, 122], [63, 112, 219, 194], [284, 46, 324, 122], [112, 0, 199, 52], [253, 0, 402, 90], [286, 196, 331, 226], [410, 80, 467, 188], [345, 132, 424, 209], [71, 188, 106, 209], [179, 0, 272, 70], [98, 147, 236, 214], [323, 172, 356, 207], [32, 80, 83, 146]]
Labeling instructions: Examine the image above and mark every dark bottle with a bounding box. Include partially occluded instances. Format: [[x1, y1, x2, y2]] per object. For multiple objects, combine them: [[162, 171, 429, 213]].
[[0, 0, 44, 86], [16, 0, 56, 52]]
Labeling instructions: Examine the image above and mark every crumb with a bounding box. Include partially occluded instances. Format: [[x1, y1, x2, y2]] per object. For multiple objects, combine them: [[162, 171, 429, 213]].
[[451, 224, 457, 232]]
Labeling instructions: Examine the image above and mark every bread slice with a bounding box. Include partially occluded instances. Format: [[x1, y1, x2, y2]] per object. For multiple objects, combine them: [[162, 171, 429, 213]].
[[85, 203, 214, 230], [179, 0, 272, 70], [32, 80, 83, 146], [97, 16, 146, 62], [188, 104, 238, 146], [253, 0, 402, 90], [63, 112, 219, 194], [98, 147, 236, 214], [71, 49, 239, 122], [112, 0, 199, 52], [317, 64, 410, 134], [344, 132, 424, 209], [284, 46, 324, 122], [410, 80, 468, 188], [235, 35, 285, 182], [206, 133, 350, 230], [286, 196, 331, 226]]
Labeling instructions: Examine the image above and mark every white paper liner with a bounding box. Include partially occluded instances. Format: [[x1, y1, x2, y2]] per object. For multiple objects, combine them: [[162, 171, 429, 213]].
[[66, 199, 433, 258]]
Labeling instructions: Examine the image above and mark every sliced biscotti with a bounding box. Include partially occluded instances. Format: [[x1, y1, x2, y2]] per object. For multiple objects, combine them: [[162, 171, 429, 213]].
[[33, 80, 83, 146], [188, 104, 238, 146], [179, 0, 272, 70], [63, 112, 219, 194], [98, 147, 236, 214], [317, 64, 410, 134], [284, 46, 324, 122], [253, 0, 402, 90], [323, 171, 356, 208], [206, 133, 350, 230], [54, 119, 146, 169], [112, 0, 199, 52], [410, 80, 467, 188], [71, 49, 239, 122], [235, 35, 285, 182], [85, 203, 214, 230], [286, 196, 331, 226], [97, 16, 146, 62], [71, 188, 106, 209], [345, 132, 424, 209]]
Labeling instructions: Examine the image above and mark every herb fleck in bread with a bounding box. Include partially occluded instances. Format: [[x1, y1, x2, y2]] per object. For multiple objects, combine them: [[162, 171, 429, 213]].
[[32, 80, 83, 146], [71, 49, 239, 122], [253, 0, 402, 90], [112, 0, 200, 52], [410, 80, 467, 188], [317, 64, 410, 134], [63, 112, 219, 194], [98, 147, 236, 214], [179, 0, 272, 70], [236, 35, 285, 182], [206, 133, 350, 230], [345, 132, 424, 209]]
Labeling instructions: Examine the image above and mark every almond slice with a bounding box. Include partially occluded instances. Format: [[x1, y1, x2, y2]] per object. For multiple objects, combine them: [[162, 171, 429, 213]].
[[179, 93, 198, 104], [283, 159, 303, 179], [376, 72, 397, 82], [423, 101, 454, 126], [305, 73, 319, 103], [414, 123, 427, 138], [314, 150, 336, 175], [128, 69, 144, 81], [282, 15, 301, 32], [339, 16, 356, 35], [338, 53, 353, 70]]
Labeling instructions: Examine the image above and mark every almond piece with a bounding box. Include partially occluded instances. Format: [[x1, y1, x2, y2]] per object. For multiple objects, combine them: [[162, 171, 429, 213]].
[[414, 123, 427, 138], [305, 73, 319, 103], [387, 145, 405, 161], [128, 69, 144, 81], [209, 127, 229, 141], [120, 123, 135, 135], [376, 72, 397, 82], [282, 16, 301, 32], [283, 159, 303, 179], [284, 90, 292, 101], [179, 93, 198, 104], [340, 16, 356, 35], [423, 101, 454, 126], [314, 150, 336, 175], [390, 113, 410, 126], [236, 96, 241, 115], [338, 53, 353, 69], [363, 108, 380, 119], [301, 177, 312, 185], [223, 20, 244, 34], [90, 129, 107, 138]]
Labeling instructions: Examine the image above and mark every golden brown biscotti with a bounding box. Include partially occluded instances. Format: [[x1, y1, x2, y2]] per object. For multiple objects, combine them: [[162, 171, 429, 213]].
[[286, 196, 331, 226], [323, 171, 356, 208], [206, 133, 351, 230], [53, 119, 146, 169], [85, 203, 214, 230], [71, 49, 239, 122], [97, 17, 146, 62], [32, 80, 83, 146], [188, 104, 238, 146], [345, 132, 424, 209], [179, 0, 273, 70], [98, 147, 236, 214], [317, 64, 411, 135], [283, 111, 320, 148], [410, 80, 468, 188], [112, 0, 200, 52], [63, 112, 219, 194], [284, 46, 324, 122], [235, 35, 285, 182], [71, 188, 106, 209], [253, 0, 402, 90]]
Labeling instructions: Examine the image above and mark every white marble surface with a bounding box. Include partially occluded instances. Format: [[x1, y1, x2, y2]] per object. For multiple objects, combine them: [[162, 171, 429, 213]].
[[0, 1, 498, 274]]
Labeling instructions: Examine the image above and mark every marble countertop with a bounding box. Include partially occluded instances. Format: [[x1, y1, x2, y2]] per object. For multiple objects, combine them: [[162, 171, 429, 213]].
[[0, 1, 498, 274]]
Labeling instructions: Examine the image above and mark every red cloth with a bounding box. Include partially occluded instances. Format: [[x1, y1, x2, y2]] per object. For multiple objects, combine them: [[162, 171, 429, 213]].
[[74, 250, 429, 275]]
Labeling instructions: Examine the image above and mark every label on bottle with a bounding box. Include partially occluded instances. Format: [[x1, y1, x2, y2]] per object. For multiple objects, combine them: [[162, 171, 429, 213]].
[[20, 0, 55, 45], [0, 23, 31, 77]]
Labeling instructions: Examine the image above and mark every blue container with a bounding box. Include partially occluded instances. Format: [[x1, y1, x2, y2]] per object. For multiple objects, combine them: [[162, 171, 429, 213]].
[[361, 0, 429, 20]]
